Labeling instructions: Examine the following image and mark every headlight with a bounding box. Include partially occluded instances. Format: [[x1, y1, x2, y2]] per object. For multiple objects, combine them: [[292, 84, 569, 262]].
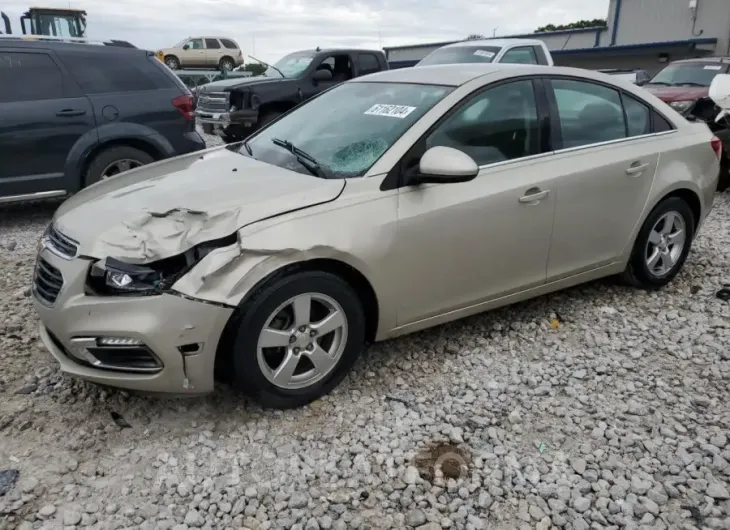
[[87, 233, 238, 296], [669, 100, 695, 113]]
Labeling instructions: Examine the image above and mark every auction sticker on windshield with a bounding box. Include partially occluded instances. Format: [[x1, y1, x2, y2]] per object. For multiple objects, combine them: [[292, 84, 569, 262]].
[[704, 65, 723, 70], [364, 104, 417, 119], [474, 50, 495, 58]]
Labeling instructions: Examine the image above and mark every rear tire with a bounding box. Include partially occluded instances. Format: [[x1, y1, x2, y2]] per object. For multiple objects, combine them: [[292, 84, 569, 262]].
[[84, 146, 154, 187], [202, 123, 214, 135], [219, 56, 235, 71], [620, 197, 694, 288], [229, 271, 366, 409]]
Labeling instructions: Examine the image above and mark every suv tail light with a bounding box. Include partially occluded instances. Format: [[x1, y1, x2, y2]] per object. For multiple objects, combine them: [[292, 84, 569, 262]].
[[711, 136, 722, 158], [172, 94, 194, 121]]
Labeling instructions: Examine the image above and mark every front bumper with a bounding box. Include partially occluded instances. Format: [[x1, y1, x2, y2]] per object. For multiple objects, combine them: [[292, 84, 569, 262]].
[[195, 108, 259, 135], [31, 247, 233, 395]]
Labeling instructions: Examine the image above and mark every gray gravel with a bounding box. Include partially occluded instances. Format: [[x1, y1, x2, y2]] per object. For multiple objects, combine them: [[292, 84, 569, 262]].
[[0, 129, 728, 529]]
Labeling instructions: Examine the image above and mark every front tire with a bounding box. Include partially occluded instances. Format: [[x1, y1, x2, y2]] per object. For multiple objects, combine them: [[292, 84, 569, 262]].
[[230, 271, 366, 409], [164, 55, 180, 70], [621, 197, 695, 288], [219, 56, 235, 71]]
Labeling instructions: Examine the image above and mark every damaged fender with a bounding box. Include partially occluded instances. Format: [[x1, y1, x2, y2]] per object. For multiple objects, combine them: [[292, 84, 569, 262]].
[[172, 177, 400, 338]]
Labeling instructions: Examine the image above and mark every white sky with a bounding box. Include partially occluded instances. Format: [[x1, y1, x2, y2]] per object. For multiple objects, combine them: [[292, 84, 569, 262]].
[[1, 0, 608, 62]]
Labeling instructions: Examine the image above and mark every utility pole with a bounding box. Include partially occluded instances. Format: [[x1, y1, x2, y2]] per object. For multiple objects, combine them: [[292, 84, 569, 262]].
[[492, 27, 498, 37]]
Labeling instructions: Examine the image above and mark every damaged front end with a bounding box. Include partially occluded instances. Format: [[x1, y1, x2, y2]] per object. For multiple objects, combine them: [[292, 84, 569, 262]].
[[85, 233, 239, 299]]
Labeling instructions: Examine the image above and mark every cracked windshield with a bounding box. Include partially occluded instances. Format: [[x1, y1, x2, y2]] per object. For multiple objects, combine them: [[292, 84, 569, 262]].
[[239, 82, 453, 178]]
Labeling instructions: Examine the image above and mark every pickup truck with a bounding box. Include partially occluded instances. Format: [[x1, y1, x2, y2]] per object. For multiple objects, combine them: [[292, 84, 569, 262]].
[[195, 47, 389, 143], [414, 38, 554, 67]]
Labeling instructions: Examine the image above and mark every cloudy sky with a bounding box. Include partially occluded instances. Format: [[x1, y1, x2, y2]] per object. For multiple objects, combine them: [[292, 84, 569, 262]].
[[2, 0, 608, 62]]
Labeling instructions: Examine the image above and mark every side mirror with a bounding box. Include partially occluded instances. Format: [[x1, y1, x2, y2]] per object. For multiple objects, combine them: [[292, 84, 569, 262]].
[[415, 146, 479, 184], [313, 69, 333, 82], [709, 74, 730, 122], [182, 44, 190, 50]]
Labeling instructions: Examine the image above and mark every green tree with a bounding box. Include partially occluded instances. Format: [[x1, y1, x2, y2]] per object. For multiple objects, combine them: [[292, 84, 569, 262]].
[[243, 62, 266, 75], [535, 18, 607, 32]]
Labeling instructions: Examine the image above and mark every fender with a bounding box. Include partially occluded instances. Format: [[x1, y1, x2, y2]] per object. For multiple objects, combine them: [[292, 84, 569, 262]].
[[64, 122, 176, 192]]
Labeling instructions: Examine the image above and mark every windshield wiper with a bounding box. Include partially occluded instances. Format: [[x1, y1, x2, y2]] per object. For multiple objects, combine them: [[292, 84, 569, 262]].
[[676, 82, 706, 87], [647, 81, 670, 86], [249, 54, 286, 78], [242, 141, 254, 157], [271, 138, 326, 178]]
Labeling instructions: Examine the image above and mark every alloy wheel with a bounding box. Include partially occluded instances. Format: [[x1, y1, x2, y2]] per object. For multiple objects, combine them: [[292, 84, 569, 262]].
[[645, 210, 686, 276], [101, 159, 143, 179], [256, 293, 348, 390]]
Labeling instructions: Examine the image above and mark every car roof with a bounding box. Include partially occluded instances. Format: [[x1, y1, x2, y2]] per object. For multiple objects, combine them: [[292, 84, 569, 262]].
[[352, 63, 598, 87], [0, 39, 148, 57], [672, 56, 730, 64], [439, 38, 545, 49]]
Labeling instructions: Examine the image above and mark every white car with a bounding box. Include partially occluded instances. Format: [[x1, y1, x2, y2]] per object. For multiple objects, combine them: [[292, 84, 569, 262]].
[[416, 38, 554, 67]]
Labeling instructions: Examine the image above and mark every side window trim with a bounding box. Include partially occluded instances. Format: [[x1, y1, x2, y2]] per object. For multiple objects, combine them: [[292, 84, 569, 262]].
[[544, 75, 678, 154], [533, 45, 548, 65], [618, 92, 631, 138], [380, 75, 553, 191]]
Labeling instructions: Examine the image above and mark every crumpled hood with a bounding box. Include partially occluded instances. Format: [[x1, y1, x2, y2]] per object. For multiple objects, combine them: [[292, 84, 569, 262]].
[[53, 146, 345, 263], [202, 76, 283, 91], [644, 86, 709, 102]]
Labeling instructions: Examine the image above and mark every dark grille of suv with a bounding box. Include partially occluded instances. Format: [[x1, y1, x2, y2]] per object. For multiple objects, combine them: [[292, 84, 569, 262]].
[[197, 91, 230, 113], [47, 225, 78, 258], [33, 257, 64, 304]]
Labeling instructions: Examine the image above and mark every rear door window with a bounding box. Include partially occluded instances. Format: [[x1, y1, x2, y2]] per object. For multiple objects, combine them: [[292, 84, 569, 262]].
[[0, 51, 66, 102], [220, 39, 239, 50], [551, 78, 626, 148], [357, 53, 381, 75], [500, 46, 538, 64], [621, 93, 651, 137], [61, 52, 171, 94], [205, 39, 221, 49]]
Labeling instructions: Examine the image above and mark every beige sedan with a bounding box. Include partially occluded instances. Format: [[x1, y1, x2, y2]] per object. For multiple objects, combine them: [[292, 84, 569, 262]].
[[32, 64, 720, 408], [159, 36, 243, 71]]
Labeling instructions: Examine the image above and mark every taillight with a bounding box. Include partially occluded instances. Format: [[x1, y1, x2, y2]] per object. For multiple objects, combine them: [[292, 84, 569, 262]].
[[711, 136, 722, 158], [172, 94, 194, 121]]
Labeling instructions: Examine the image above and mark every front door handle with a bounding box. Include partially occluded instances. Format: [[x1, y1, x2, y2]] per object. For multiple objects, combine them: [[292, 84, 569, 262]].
[[56, 109, 86, 117], [626, 162, 650, 176], [519, 188, 550, 204]]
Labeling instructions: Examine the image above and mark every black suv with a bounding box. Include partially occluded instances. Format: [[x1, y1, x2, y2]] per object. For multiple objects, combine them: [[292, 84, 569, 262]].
[[0, 39, 205, 203]]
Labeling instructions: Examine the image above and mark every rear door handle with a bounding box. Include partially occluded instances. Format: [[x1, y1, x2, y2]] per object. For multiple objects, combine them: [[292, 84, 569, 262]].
[[56, 109, 86, 117], [519, 188, 550, 204], [626, 162, 650, 176]]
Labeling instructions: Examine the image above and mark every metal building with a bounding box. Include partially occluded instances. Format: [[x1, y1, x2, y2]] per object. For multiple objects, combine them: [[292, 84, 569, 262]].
[[384, 0, 730, 74]]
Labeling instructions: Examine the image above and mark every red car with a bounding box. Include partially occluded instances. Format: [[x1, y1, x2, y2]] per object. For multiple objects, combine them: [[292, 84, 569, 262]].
[[644, 57, 730, 191]]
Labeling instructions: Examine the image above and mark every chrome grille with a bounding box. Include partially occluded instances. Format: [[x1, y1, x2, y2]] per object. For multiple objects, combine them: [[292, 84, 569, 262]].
[[47, 225, 78, 259], [197, 91, 229, 112], [33, 257, 63, 304]]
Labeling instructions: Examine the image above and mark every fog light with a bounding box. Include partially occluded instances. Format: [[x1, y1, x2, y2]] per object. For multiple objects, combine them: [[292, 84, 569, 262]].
[[97, 337, 144, 347]]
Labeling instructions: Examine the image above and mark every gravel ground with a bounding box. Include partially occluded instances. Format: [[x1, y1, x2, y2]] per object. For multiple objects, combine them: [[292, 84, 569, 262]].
[[0, 130, 729, 530]]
